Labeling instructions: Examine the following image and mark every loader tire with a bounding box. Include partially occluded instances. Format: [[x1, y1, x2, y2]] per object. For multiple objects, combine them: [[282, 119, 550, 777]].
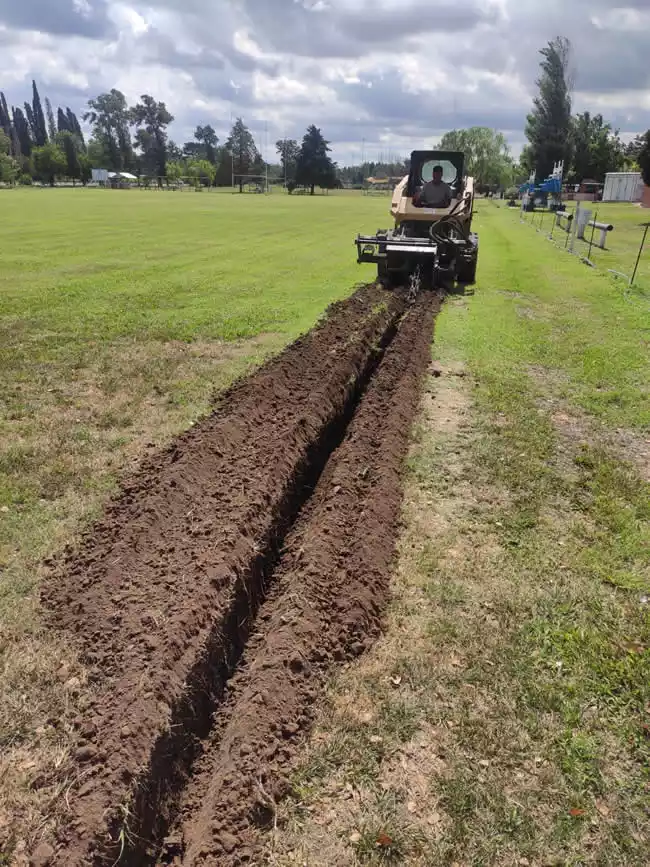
[[457, 256, 477, 285]]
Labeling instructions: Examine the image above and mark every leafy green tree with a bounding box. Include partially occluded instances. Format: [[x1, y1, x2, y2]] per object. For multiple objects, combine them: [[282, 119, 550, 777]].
[[226, 118, 261, 192], [637, 131, 650, 187], [84, 89, 133, 171], [570, 112, 624, 182], [275, 138, 300, 183], [32, 142, 66, 185], [133, 129, 156, 175], [621, 134, 645, 171], [167, 140, 183, 163], [130, 94, 174, 180], [55, 130, 81, 184], [165, 161, 184, 184], [525, 37, 573, 180], [86, 137, 111, 168], [0, 151, 19, 183], [214, 146, 233, 187], [78, 154, 92, 185], [194, 124, 218, 164], [295, 125, 337, 195], [439, 127, 514, 188], [183, 142, 203, 159], [186, 158, 216, 187], [625, 135, 644, 161]]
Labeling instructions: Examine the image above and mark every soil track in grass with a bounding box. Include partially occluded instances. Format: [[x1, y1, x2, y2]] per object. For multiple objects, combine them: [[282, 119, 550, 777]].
[[41, 282, 421, 866], [158, 292, 440, 867]]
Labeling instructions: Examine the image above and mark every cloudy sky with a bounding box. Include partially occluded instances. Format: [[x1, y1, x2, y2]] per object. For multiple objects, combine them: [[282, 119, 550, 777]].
[[1, 0, 649, 164]]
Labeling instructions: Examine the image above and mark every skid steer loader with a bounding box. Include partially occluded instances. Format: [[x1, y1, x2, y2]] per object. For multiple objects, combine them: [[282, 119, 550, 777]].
[[355, 150, 478, 290]]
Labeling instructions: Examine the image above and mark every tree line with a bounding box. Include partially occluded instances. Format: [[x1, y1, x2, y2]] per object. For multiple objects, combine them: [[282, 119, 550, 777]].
[[0, 80, 339, 192], [523, 36, 650, 187], [3, 64, 649, 193]]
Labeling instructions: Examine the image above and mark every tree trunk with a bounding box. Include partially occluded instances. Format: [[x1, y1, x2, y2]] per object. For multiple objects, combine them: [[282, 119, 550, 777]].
[[310, 184, 315, 195]]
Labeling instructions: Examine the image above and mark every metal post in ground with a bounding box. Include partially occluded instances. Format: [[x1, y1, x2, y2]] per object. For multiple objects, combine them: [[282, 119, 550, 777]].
[[631, 223, 649, 286], [586, 209, 598, 266], [569, 203, 580, 254]]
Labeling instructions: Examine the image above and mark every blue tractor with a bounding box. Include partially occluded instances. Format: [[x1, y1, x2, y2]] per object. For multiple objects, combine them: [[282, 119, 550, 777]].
[[520, 162, 564, 211]]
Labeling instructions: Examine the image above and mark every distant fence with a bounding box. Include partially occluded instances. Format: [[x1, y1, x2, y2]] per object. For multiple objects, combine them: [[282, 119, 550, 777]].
[[514, 200, 649, 294]]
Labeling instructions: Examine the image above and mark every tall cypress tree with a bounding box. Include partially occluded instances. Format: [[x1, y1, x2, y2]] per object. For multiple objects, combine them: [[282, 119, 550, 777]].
[[524, 37, 573, 180], [44, 97, 57, 141], [24, 103, 37, 141], [57, 130, 81, 183], [31, 80, 48, 145], [12, 107, 33, 156], [0, 92, 11, 138], [57, 107, 69, 133], [67, 108, 85, 148]]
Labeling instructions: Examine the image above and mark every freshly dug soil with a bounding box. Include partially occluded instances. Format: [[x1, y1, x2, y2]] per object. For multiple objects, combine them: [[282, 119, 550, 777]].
[[42, 284, 407, 866], [159, 292, 440, 866]]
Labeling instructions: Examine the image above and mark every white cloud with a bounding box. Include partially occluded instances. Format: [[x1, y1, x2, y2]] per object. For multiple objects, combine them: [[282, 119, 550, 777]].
[[0, 0, 649, 164], [591, 7, 650, 32], [107, 3, 148, 36], [72, 0, 92, 17]]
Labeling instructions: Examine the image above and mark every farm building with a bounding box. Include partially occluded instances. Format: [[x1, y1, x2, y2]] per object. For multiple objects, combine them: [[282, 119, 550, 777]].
[[603, 172, 642, 202]]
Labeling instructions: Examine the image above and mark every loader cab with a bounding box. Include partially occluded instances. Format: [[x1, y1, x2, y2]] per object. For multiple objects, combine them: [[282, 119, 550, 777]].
[[406, 150, 465, 200]]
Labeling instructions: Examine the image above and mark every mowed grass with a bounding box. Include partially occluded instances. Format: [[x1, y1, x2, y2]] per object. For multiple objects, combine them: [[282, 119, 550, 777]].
[[521, 199, 650, 294], [0, 187, 388, 858], [270, 202, 650, 866]]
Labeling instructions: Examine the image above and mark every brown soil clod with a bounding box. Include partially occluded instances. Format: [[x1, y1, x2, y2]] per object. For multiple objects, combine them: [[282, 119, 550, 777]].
[[40, 284, 440, 866]]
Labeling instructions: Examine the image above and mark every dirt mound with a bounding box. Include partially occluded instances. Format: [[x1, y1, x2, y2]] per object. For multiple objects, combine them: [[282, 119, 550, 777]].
[[42, 284, 409, 866], [160, 292, 440, 866]]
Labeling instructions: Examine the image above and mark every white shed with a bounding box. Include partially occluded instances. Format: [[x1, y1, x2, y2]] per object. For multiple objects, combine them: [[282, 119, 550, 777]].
[[603, 172, 642, 202]]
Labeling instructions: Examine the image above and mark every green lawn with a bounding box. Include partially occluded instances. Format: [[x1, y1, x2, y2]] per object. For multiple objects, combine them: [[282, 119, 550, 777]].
[[521, 200, 650, 293], [0, 188, 389, 856], [272, 200, 650, 867], [1, 186, 389, 565], [1, 187, 387, 344], [1, 190, 649, 863]]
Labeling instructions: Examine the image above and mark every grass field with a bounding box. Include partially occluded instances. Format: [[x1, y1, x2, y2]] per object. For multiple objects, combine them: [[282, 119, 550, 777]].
[[519, 200, 650, 293], [0, 187, 388, 857], [268, 202, 650, 866], [1, 189, 649, 863]]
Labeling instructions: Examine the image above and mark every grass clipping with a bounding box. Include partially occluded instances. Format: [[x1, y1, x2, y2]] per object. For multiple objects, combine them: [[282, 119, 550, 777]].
[[269, 365, 650, 867]]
